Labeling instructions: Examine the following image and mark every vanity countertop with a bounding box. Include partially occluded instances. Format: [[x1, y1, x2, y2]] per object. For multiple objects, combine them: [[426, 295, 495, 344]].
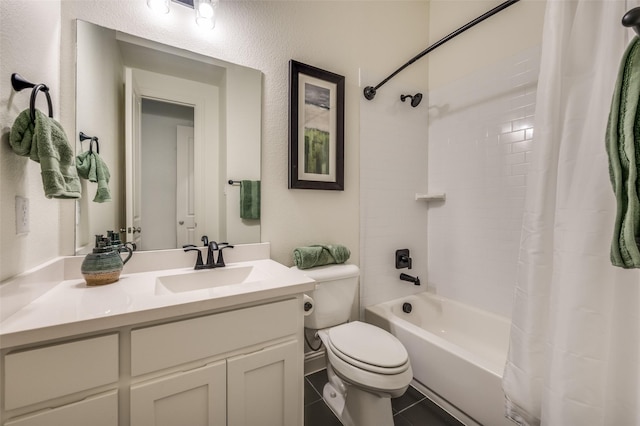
[[0, 254, 315, 349]]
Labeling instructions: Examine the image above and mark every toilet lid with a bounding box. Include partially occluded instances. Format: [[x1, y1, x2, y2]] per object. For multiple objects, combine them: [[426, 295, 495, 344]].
[[327, 322, 409, 371]]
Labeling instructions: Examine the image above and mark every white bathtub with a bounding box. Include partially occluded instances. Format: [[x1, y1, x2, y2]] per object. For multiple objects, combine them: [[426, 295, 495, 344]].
[[365, 292, 511, 426]]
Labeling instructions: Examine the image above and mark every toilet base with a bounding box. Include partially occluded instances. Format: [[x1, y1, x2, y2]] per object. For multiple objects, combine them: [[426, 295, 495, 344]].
[[322, 381, 395, 426]]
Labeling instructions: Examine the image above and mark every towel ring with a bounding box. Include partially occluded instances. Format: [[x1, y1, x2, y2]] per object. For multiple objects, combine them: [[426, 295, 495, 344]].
[[11, 74, 54, 123], [29, 84, 53, 123]]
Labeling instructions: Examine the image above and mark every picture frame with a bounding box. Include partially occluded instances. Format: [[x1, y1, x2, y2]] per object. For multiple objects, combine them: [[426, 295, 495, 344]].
[[288, 60, 345, 190]]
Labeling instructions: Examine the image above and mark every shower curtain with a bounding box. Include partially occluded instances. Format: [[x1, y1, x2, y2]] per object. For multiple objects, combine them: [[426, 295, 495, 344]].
[[502, 0, 640, 425]]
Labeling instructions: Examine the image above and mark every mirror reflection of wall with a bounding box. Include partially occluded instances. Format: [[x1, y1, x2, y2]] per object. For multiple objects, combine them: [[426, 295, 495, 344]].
[[75, 20, 262, 254]]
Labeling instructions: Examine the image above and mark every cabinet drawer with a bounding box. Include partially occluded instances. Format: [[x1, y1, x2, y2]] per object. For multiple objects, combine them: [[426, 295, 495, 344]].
[[131, 298, 298, 376], [4, 390, 118, 426], [4, 334, 119, 410]]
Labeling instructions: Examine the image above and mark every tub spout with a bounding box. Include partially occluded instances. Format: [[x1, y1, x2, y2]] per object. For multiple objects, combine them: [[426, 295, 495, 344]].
[[400, 273, 420, 285]]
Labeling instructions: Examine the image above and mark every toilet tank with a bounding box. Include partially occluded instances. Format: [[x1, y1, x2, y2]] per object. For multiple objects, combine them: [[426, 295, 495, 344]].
[[292, 264, 360, 330]]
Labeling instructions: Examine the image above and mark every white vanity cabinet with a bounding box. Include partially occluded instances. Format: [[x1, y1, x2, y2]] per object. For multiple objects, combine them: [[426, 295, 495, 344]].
[[129, 297, 302, 426], [2, 334, 119, 426], [1, 297, 304, 426]]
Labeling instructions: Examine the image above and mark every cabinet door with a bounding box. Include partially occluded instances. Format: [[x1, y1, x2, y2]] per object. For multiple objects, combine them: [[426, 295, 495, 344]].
[[4, 390, 117, 426], [130, 360, 226, 426], [227, 340, 300, 426]]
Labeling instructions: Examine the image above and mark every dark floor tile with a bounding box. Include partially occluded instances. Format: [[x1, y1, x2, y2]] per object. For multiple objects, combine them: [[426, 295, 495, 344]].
[[304, 399, 342, 426], [305, 377, 322, 406], [400, 398, 464, 426], [394, 413, 414, 426], [306, 369, 329, 396], [392, 385, 426, 413]]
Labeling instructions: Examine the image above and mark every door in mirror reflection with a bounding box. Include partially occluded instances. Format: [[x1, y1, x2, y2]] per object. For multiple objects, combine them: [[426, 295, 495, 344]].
[[139, 100, 195, 250], [125, 67, 214, 251]]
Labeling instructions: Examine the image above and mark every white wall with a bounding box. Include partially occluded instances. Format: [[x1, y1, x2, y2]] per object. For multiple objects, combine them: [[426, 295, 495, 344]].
[[425, 0, 545, 317], [1, 1, 431, 282], [0, 1, 63, 282]]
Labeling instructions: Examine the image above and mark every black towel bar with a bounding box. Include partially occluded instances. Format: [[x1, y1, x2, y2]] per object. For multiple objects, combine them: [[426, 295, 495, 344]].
[[228, 180, 242, 185], [11, 73, 53, 122]]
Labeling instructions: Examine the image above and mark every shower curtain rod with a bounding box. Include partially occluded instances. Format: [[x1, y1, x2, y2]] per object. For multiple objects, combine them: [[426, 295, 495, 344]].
[[363, 0, 522, 101]]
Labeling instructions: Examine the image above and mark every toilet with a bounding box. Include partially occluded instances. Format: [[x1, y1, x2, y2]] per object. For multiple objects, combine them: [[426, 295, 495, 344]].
[[294, 264, 413, 426]]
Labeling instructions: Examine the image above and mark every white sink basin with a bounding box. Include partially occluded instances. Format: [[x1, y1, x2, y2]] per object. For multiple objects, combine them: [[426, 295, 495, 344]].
[[156, 265, 270, 294]]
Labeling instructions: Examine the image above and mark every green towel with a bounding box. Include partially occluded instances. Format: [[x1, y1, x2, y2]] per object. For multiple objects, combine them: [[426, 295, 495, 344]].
[[293, 244, 351, 269], [240, 180, 260, 220], [76, 150, 112, 203], [606, 37, 640, 268], [10, 109, 81, 199]]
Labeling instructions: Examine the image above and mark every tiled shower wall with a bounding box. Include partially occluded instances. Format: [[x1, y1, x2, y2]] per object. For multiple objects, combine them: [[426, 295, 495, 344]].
[[427, 46, 541, 318], [360, 76, 430, 312]]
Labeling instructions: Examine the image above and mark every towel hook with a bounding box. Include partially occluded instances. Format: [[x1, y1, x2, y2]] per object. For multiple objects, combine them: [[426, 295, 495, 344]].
[[79, 131, 100, 154], [11, 74, 53, 122], [622, 7, 640, 36]]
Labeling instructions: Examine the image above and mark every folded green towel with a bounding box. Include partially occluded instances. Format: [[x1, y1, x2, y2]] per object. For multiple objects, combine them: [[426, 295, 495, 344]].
[[10, 109, 81, 199], [606, 37, 640, 268], [76, 150, 112, 203], [240, 180, 260, 220], [293, 244, 351, 269]]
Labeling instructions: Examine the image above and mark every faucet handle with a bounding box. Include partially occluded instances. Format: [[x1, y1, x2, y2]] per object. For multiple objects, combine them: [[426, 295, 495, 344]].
[[215, 244, 235, 267], [184, 247, 204, 269]]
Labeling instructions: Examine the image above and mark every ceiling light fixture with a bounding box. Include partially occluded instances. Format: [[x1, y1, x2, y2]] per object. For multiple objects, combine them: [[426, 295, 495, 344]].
[[195, 0, 218, 29], [146, 0, 170, 14], [147, 0, 219, 30]]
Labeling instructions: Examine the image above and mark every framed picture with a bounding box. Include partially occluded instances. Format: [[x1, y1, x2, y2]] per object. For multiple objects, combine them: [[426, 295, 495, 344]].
[[288, 60, 345, 190]]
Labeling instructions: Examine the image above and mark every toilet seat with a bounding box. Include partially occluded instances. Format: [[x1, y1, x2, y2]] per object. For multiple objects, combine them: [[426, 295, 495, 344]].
[[327, 322, 410, 375], [321, 322, 413, 396]]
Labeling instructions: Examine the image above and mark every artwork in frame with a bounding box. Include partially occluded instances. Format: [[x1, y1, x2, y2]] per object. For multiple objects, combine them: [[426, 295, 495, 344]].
[[288, 60, 345, 190]]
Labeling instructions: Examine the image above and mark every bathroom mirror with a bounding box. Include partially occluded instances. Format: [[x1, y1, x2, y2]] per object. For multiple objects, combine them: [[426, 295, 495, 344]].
[[74, 20, 261, 254]]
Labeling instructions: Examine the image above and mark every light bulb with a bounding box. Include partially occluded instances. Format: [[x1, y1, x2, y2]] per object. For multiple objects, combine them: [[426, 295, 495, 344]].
[[195, 0, 218, 29], [198, 2, 214, 18], [147, 0, 170, 14]]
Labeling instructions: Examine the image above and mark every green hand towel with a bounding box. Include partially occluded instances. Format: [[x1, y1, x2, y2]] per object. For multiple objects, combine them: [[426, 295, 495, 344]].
[[240, 180, 260, 220], [293, 244, 351, 269], [10, 109, 81, 199], [76, 150, 112, 203], [606, 37, 640, 268]]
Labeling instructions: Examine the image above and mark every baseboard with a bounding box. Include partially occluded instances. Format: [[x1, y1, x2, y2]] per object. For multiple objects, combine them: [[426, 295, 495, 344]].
[[304, 348, 326, 376]]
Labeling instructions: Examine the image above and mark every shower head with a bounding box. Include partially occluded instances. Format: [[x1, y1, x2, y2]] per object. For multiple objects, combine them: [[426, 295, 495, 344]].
[[401, 93, 423, 107]]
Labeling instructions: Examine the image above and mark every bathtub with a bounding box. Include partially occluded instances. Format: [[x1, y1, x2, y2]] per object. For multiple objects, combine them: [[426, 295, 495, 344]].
[[365, 292, 511, 426]]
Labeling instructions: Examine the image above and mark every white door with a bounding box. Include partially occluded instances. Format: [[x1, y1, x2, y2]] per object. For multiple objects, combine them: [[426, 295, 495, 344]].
[[176, 125, 196, 247], [130, 361, 226, 426], [124, 67, 143, 248], [227, 340, 300, 426]]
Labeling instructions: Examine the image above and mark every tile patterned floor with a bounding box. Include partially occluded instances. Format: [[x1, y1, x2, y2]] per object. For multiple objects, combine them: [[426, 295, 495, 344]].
[[304, 369, 464, 426]]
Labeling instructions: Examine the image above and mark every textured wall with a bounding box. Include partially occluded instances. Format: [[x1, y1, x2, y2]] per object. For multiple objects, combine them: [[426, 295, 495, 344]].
[[0, 1, 430, 281], [61, 1, 430, 268], [0, 1, 63, 282]]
